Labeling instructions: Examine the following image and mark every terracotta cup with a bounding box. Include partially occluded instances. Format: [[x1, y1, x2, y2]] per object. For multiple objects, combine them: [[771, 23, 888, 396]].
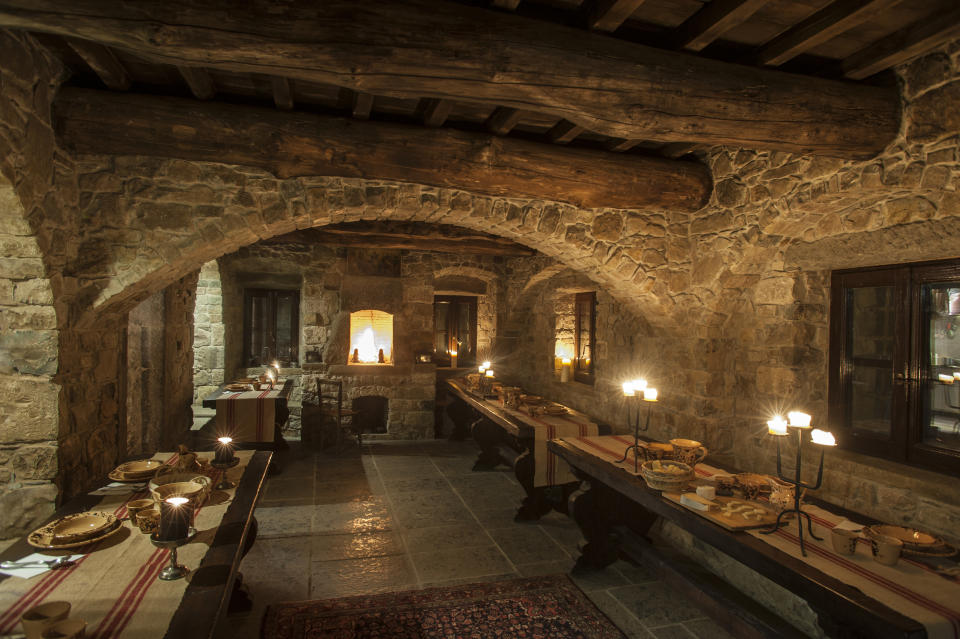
[[41, 618, 86, 639], [125, 498, 155, 523], [669, 438, 708, 467], [830, 528, 859, 555], [21, 601, 70, 639], [136, 509, 159, 534], [870, 533, 903, 566]]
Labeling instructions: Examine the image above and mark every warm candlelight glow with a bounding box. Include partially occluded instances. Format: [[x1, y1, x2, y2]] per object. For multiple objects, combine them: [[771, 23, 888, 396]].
[[642, 387, 658, 402], [787, 411, 812, 428], [767, 416, 789, 436], [449, 350, 458, 357], [561, 358, 571, 365], [479, 366, 486, 374], [810, 429, 837, 446], [622, 381, 635, 397], [955, 372, 960, 380], [217, 436, 233, 445], [485, 369, 495, 378], [481, 361, 491, 369], [166, 496, 189, 507], [938, 373, 954, 384], [632, 379, 648, 391]]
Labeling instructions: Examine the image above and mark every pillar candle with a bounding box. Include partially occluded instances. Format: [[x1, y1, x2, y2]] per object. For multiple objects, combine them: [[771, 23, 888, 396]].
[[159, 497, 193, 541], [560, 358, 571, 382], [450, 350, 458, 369], [215, 436, 234, 463]]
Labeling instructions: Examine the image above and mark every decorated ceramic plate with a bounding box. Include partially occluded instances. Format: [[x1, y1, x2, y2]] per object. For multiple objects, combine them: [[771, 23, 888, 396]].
[[542, 405, 567, 416], [520, 395, 542, 405], [28, 512, 120, 549], [234, 377, 257, 384], [115, 459, 162, 478], [865, 524, 944, 551]]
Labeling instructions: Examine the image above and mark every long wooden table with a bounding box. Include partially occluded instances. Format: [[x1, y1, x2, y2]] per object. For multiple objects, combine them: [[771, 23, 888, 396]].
[[548, 438, 926, 639], [0, 450, 271, 639], [446, 379, 608, 521], [202, 379, 293, 448]]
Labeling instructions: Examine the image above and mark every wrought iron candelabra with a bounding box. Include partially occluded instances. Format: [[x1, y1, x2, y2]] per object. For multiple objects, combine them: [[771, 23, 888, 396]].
[[761, 413, 835, 557], [617, 380, 657, 472]]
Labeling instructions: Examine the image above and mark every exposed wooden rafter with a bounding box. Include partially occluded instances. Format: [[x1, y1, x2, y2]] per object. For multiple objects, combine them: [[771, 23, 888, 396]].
[[546, 120, 583, 144], [350, 91, 374, 120], [176, 65, 215, 100], [0, 0, 899, 158], [672, 0, 771, 52], [660, 142, 699, 158], [586, 0, 647, 32], [485, 107, 523, 136], [417, 98, 453, 127], [604, 138, 640, 152], [64, 36, 129, 90], [758, 0, 902, 67], [270, 76, 293, 110], [55, 89, 712, 211], [842, 6, 960, 79], [490, 0, 521, 10]]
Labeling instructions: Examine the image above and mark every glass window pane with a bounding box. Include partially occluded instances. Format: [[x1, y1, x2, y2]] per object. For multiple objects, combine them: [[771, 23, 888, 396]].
[[846, 286, 895, 437], [922, 283, 960, 452], [455, 301, 472, 356], [275, 295, 293, 362], [434, 302, 449, 354]]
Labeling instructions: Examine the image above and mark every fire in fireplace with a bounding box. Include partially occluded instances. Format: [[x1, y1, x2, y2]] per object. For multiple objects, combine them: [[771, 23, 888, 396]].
[[349, 310, 393, 364]]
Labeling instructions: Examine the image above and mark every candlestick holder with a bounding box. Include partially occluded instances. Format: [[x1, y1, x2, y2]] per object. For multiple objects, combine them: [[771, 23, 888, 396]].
[[211, 456, 240, 490], [760, 428, 824, 557], [616, 384, 656, 473], [149, 527, 197, 580]]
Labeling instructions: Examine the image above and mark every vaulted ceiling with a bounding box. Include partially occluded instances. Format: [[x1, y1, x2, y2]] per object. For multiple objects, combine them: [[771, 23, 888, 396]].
[[1, 0, 956, 210]]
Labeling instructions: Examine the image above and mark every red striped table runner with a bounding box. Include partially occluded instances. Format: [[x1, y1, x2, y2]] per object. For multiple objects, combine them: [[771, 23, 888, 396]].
[[564, 435, 960, 639], [216, 388, 279, 442], [0, 450, 254, 639]]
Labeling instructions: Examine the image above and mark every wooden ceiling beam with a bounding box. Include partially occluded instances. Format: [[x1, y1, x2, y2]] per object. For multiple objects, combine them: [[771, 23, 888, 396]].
[[490, 0, 521, 10], [672, 0, 771, 52], [280, 227, 537, 256], [485, 107, 522, 136], [64, 37, 129, 90], [546, 120, 583, 144], [54, 89, 712, 212], [176, 65, 215, 100], [586, 0, 647, 32], [758, 0, 902, 67], [842, 7, 960, 80], [0, 0, 900, 157], [351, 91, 374, 120], [604, 138, 640, 152], [660, 142, 699, 158], [270, 76, 293, 110], [417, 98, 454, 127]]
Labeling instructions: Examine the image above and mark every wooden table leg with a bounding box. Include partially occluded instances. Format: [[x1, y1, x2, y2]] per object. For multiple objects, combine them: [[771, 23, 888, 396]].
[[513, 450, 553, 521], [570, 480, 658, 571], [471, 417, 509, 470]]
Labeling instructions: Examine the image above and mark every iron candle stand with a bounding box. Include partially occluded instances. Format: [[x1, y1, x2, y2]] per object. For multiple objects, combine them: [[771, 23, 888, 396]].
[[617, 382, 657, 473]]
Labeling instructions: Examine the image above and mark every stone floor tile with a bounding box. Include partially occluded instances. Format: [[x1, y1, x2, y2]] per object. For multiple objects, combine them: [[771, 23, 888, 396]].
[[314, 478, 375, 504], [648, 624, 697, 638], [409, 544, 515, 585], [310, 554, 416, 599], [515, 558, 575, 577], [418, 572, 518, 590], [471, 506, 522, 529], [570, 564, 631, 592], [613, 556, 659, 584], [311, 530, 404, 561], [315, 459, 371, 482], [254, 504, 317, 538], [682, 617, 736, 639], [486, 524, 569, 564], [401, 522, 492, 554], [381, 475, 452, 494], [312, 499, 393, 534], [583, 589, 655, 639], [372, 459, 443, 480], [260, 476, 314, 505], [609, 582, 705, 627], [431, 456, 484, 478], [540, 522, 585, 556]]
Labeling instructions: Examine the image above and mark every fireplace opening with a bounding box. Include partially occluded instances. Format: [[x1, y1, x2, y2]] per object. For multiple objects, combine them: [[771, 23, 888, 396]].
[[349, 310, 393, 364], [352, 395, 389, 434]]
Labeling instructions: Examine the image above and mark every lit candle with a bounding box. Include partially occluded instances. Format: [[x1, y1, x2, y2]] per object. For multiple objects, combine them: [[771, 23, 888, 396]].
[[485, 369, 494, 378], [642, 387, 658, 402], [622, 381, 635, 397], [266, 370, 275, 389], [767, 416, 789, 436], [215, 436, 234, 463], [632, 379, 648, 392], [560, 357, 571, 383], [159, 496, 193, 541], [938, 373, 954, 384], [450, 350, 458, 369], [479, 365, 487, 374], [787, 411, 812, 429], [272, 360, 281, 379], [481, 361, 491, 369], [810, 429, 837, 446]]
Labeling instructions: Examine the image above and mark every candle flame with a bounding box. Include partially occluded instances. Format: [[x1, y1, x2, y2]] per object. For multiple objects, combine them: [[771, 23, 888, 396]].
[[811, 429, 836, 446], [642, 388, 658, 401], [481, 361, 491, 369], [767, 416, 788, 436], [217, 436, 233, 445], [938, 373, 954, 384], [165, 497, 189, 507], [485, 369, 495, 377], [622, 381, 635, 397], [787, 411, 812, 428]]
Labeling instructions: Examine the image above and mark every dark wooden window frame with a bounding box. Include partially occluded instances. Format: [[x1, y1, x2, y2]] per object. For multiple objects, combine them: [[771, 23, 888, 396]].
[[433, 295, 478, 368], [242, 287, 300, 367], [828, 258, 960, 476], [574, 291, 596, 385]]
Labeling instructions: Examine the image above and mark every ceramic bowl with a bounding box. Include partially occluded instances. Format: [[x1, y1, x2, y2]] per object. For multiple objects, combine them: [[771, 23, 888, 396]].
[[49, 512, 117, 543]]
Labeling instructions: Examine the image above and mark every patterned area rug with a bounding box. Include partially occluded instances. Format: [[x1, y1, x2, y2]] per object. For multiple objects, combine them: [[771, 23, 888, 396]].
[[261, 574, 627, 638]]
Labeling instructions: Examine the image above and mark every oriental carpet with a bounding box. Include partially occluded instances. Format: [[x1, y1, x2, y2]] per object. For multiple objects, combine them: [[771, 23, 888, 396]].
[[261, 574, 627, 638]]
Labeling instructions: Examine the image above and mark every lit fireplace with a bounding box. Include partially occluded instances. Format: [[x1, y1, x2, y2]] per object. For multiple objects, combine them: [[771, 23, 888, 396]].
[[349, 310, 393, 364]]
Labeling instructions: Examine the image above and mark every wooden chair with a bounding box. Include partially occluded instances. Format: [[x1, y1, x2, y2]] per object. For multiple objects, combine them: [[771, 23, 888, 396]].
[[312, 378, 361, 449]]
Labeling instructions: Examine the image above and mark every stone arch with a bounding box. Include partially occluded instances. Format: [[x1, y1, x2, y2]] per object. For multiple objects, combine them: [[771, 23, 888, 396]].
[[69, 159, 684, 331]]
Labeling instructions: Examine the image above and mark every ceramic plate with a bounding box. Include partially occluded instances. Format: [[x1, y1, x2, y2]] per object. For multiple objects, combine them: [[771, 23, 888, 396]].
[[225, 384, 251, 392], [116, 459, 162, 476], [107, 469, 151, 483], [28, 512, 120, 549], [866, 524, 943, 549], [542, 405, 567, 415]]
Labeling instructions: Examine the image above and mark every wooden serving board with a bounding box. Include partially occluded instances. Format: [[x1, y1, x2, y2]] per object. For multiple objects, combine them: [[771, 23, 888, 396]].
[[663, 493, 780, 531]]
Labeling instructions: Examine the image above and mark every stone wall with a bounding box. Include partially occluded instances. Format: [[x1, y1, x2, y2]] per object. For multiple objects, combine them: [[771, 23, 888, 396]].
[[126, 291, 165, 456], [161, 271, 197, 450], [192, 260, 224, 405]]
